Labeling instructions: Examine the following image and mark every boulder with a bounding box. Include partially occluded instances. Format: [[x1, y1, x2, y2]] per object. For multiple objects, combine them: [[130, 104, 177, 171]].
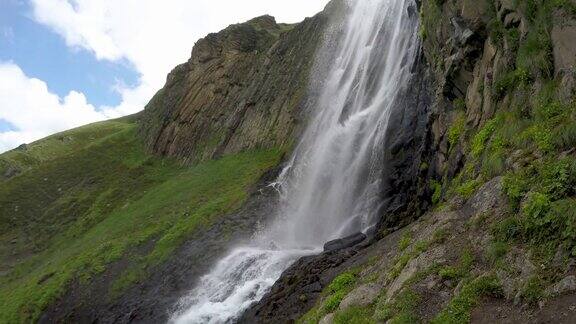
[[319, 313, 334, 324], [552, 13, 576, 72], [3, 165, 21, 179], [323, 232, 367, 252], [546, 276, 576, 297], [338, 283, 380, 310]]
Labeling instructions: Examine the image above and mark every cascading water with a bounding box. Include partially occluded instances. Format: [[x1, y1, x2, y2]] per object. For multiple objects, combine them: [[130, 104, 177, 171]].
[[171, 0, 419, 322]]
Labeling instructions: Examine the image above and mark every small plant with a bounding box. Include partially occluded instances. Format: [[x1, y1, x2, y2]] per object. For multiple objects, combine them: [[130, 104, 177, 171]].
[[522, 125, 554, 152], [486, 241, 510, 264], [324, 291, 347, 313], [447, 113, 466, 149], [521, 276, 545, 304], [453, 98, 466, 111], [553, 122, 576, 150], [472, 118, 499, 157], [432, 275, 502, 324], [432, 227, 449, 244], [438, 248, 474, 280], [321, 271, 359, 313], [414, 240, 429, 254], [398, 232, 412, 252], [493, 69, 531, 100], [439, 266, 460, 280], [455, 178, 482, 199], [328, 272, 357, 294], [333, 305, 374, 324], [374, 289, 420, 323], [503, 172, 530, 209], [431, 180, 442, 205]]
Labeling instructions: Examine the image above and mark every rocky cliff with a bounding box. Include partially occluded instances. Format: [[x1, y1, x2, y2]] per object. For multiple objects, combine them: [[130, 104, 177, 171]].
[[242, 0, 576, 323], [139, 13, 329, 164]]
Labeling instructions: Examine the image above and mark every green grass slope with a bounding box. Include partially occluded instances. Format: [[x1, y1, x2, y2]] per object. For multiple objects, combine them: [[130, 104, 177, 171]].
[[0, 117, 283, 323]]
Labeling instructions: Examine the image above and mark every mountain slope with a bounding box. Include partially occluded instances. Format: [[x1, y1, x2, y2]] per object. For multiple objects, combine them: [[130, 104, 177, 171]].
[[0, 116, 283, 322], [0, 5, 337, 322]]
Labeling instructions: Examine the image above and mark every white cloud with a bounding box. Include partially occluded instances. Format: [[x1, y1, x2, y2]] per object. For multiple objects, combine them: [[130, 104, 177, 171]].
[[30, 0, 329, 86], [0, 0, 328, 153], [0, 62, 123, 152]]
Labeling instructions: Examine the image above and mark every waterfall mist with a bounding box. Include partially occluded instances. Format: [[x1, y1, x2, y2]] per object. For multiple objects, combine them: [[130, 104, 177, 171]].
[[171, 0, 420, 322]]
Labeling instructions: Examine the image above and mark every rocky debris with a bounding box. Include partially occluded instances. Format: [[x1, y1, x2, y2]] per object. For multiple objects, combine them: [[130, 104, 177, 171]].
[[497, 247, 537, 300], [323, 232, 367, 252], [546, 276, 576, 297]]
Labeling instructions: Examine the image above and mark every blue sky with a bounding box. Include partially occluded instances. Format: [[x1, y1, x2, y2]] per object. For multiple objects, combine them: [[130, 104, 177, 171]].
[[0, 0, 138, 109], [0, 0, 328, 153]]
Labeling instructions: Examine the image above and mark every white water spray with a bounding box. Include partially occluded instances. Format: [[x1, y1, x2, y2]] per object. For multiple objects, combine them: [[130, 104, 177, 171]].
[[171, 0, 419, 322]]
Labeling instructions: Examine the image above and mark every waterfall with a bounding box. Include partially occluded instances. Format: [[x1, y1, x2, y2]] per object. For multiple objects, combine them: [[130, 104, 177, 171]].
[[170, 0, 420, 322]]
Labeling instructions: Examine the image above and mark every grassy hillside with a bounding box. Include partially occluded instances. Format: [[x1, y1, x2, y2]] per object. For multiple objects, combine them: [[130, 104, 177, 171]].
[[0, 117, 283, 322]]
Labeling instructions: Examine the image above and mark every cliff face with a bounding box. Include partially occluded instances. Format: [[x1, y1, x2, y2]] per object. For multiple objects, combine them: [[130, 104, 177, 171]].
[[243, 1, 576, 323], [139, 14, 328, 164]]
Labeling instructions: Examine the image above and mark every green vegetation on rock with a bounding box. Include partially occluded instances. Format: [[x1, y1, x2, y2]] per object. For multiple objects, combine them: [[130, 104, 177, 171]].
[[299, 270, 360, 324], [431, 275, 502, 324], [374, 289, 420, 323], [0, 118, 283, 323]]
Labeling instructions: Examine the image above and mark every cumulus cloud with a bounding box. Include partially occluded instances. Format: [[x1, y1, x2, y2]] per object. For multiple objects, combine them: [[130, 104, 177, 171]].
[[0, 62, 121, 152], [30, 0, 328, 88], [0, 0, 328, 152]]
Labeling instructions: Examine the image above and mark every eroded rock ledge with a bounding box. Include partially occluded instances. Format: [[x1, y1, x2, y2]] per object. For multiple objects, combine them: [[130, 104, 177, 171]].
[[139, 13, 328, 164]]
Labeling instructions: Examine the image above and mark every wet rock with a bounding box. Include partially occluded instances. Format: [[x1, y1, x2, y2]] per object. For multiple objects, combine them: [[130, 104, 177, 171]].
[[323, 232, 367, 252], [239, 248, 361, 324]]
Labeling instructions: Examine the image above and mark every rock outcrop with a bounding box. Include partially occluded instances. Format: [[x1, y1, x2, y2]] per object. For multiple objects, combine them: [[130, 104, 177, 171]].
[[139, 14, 328, 164], [242, 0, 576, 322]]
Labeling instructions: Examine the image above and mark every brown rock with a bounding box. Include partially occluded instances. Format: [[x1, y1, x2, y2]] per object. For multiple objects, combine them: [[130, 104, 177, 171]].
[[139, 14, 330, 164], [552, 13, 576, 72]]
